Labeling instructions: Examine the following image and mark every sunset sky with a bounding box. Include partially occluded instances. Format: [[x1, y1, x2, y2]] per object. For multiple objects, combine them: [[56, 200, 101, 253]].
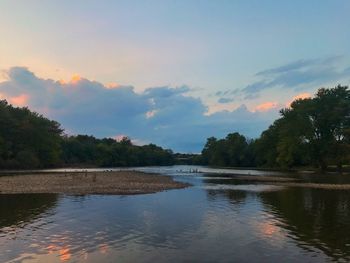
[[1, 0, 349, 152]]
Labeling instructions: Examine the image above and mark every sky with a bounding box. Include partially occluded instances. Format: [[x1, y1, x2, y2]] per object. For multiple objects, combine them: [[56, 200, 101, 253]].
[[0, 0, 350, 152]]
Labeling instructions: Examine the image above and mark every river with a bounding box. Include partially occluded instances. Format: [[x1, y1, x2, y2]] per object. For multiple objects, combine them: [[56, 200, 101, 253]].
[[1, 165, 350, 262]]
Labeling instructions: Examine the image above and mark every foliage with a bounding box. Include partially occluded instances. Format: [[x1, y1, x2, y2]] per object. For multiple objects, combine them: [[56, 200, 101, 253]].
[[201, 133, 255, 167], [201, 85, 350, 170], [0, 100, 174, 169], [0, 100, 63, 168], [61, 135, 174, 167], [272, 85, 350, 170]]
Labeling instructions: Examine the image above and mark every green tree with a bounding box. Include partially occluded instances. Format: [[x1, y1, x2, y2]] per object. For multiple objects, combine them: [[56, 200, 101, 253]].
[[202, 85, 350, 171], [225, 132, 249, 167], [278, 85, 350, 170], [0, 100, 63, 168], [253, 85, 350, 170], [201, 133, 256, 167]]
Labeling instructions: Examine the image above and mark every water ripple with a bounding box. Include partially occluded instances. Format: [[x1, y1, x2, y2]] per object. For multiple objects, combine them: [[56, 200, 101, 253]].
[[1, 166, 350, 262]]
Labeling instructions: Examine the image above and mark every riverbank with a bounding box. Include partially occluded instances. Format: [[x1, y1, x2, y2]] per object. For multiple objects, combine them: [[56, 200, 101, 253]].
[[0, 171, 190, 195]]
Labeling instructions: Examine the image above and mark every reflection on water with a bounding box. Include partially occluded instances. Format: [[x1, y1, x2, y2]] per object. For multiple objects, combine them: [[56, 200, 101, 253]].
[[260, 188, 350, 261], [0, 194, 58, 229], [202, 184, 284, 192], [1, 166, 350, 262]]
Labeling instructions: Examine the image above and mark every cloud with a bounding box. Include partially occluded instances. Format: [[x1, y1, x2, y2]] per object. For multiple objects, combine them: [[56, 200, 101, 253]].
[[0, 67, 279, 152], [105, 82, 121, 89], [143, 85, 190, 98], [218, 97, 234, 104], [145, 109, 158, 119], [243, 56, 350, 95], [254, 102, 280, 112], [286, 92, 311, 107], [244, 81, 270, 94], [255, 57, 341, 76], [70, 74, 83, 84], [8, 94, 29, 107], [214, 89, 239, 97], [244, 93, 260, 100]]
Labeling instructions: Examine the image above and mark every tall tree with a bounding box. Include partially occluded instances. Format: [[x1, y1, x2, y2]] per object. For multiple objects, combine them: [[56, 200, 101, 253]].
[[0, 100, 63, 168], [278, 85, 350, 170], [201, 133, 255, 167], [253, 85, 350, 170]]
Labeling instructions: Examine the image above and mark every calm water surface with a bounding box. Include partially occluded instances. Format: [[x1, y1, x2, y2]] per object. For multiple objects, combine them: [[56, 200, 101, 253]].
[[1, 165, 350, 262]]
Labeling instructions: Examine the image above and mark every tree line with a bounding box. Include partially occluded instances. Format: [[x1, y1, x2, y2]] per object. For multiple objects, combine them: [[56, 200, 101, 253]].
[[1, 85, 349, 171], [0, 100, 174, 169], [200, 85, 350, 171]]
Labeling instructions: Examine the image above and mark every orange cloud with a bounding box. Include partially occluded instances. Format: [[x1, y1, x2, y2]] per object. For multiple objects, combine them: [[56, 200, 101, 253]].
[[70, 74, 82, 84], [286, 92, 311, 107], [254, 101, 279, 112], [57, 74, 82, 85], [293, 92, 311, 100], [58, 79, 67, 85], [8, 94, 29, 107]]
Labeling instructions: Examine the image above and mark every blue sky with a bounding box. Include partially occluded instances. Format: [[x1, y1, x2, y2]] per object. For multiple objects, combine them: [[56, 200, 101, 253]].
[[0, 1, 349, 152]]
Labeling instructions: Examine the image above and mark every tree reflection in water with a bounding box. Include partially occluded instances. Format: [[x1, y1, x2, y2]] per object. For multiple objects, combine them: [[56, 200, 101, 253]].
[[0, 194, 58, 228], [205, 184, 350, 262], [259, 188, 350, 261]]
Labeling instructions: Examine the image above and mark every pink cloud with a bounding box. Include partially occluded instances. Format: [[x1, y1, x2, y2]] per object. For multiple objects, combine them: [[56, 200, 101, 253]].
[[146, 109, 158, 119], [286, 92, 311, 107], [113, 134, 129, 142], [254, 101, 279, 112], [8, 94, 29, 107], [105, 82, 121, 89]]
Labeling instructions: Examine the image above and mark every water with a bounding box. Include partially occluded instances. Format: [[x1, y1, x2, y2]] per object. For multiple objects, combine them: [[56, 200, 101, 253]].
[[1, 165, 350, 262]]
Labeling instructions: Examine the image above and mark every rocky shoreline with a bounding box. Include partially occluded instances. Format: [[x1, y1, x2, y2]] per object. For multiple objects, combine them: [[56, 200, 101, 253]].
[[0, 171, 190, 195]]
